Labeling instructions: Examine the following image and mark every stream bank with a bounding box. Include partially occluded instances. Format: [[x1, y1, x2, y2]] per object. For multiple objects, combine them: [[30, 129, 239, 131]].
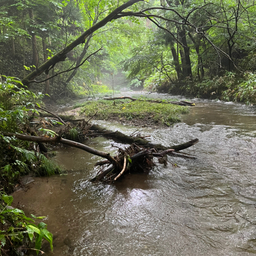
[[157, 74, 256, 105]]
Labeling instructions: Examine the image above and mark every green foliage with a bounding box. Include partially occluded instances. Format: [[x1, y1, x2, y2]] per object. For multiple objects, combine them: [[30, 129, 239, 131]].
[[70, 82, 113, 98], [1, 0, 256, 102], [0, 76, 61, 192], [80, 98, 189, 126], [0, 192, 53, 255], [222, 72, 256, 103], [0, 76, 41, 132], [0, 75, 60, 253], [160, 71, 256, 104], [0, 137, 61, 193], [68, 127, 79, 141]]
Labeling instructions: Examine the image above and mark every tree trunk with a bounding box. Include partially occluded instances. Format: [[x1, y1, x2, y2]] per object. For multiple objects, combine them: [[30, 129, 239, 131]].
[[170, 45, 182, 80], [42, 36, 50, 94], [29, 9, 38, 68], [178, 27, 192, 79], [188, 32, 204, 80]]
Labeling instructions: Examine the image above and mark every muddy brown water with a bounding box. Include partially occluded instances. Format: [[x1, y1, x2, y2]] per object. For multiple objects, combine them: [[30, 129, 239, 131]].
[[13, 95, 256, 255]]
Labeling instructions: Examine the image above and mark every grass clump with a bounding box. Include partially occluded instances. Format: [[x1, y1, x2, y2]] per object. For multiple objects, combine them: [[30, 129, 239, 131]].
[[80, 98, 189, 126]]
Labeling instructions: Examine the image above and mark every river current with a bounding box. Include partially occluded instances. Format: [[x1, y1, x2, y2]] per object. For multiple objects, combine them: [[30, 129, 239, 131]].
[[13, 94, 256, 255]]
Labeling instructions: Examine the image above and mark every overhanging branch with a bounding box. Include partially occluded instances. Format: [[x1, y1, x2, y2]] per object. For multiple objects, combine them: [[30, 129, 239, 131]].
[[33, 48, 102, 84]]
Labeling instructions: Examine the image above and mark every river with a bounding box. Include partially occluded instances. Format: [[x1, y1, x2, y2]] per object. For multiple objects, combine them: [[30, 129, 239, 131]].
[[13, 94, 256, 255]]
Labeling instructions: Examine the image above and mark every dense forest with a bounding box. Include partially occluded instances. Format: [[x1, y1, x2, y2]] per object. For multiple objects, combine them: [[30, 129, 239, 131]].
[[0, 0, 256, 255], [1, 0, 256, 102]]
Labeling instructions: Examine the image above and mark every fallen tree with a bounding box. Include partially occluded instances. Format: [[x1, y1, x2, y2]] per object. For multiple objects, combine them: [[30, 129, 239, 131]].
[[34, 107, 198, 151], [88, 124, 199, 151], [2, 130, 198, 182], [103, 96, 196, 106]]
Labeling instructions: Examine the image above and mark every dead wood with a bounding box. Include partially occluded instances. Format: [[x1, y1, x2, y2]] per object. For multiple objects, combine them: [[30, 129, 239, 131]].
[[37, 106, 66, 125], [114, 156, 127, 181], [35, 111, 199, 151], [3, 129, 198, 183], [88, 124, 199, 151], [3, 132, 117, 166], [103, 96, 195, 106], [90, 144, 172, 182], [8, 105, 199, 182], [104, 96, 136, 101], [34, 109, 199, 152]]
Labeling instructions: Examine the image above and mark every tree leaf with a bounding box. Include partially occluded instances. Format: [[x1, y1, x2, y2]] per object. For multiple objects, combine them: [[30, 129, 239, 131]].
[[2, 194, 13, 206], [26, 224, 40, 235], [0, 234, 6, 247]]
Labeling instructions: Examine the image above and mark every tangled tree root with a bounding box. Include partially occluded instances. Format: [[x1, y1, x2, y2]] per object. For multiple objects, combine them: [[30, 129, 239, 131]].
[[91, 143, 175, 183]]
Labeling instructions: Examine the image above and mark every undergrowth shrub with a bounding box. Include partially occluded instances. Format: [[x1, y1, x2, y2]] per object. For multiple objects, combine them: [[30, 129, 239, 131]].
[[0, 76, 59, 254], [0, 192, 53, 255], [0, 76, 60, 193]]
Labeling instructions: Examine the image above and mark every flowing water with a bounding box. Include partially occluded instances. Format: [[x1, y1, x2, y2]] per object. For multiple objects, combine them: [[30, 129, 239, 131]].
[[13, 95, 256, 255]]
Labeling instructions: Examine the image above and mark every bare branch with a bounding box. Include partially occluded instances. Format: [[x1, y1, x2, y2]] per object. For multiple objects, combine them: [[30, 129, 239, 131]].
[[33, 48, 102, 84], [3, 132, 118, 166]]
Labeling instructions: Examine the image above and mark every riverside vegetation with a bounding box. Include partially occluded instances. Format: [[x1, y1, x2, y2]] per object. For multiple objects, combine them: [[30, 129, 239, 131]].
[[1, 0, 256, 254], [0, 76, 191, 255], [78, 97, 189, 127], [0, 77, 58, 255]]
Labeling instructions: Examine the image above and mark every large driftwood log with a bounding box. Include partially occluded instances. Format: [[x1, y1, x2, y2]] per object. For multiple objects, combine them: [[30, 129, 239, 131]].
[[89, 124, 199, 151], [103, 96, 195, 106]]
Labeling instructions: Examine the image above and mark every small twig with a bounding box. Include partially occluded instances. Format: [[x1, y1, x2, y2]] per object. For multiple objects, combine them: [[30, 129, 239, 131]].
[[130, 129, 139, 137], [37, 106, 66, 125], [95, 159, 111, 166], [21, 248, 45, 254], [169, 152, 197, 159], [85, 111, 98, 124], [152, 149, 174, 157], [114, 156, 127, 181]]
